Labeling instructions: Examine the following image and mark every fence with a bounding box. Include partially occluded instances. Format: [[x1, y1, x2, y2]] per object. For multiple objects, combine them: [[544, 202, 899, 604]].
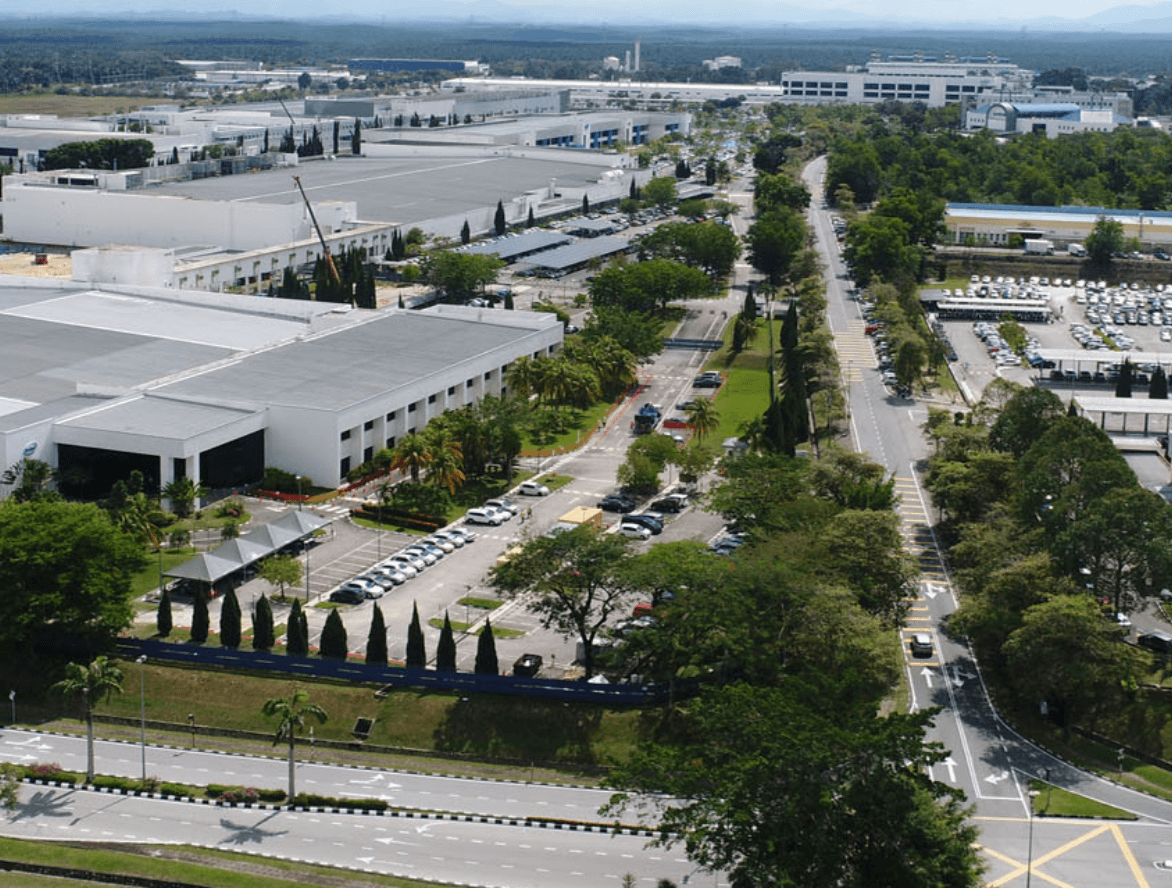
[[118, 637, 666, 706]]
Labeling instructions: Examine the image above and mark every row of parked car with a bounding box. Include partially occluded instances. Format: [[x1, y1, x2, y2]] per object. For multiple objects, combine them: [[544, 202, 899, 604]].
[[464, 480, 552, 526], [329, 528, 477, 604]]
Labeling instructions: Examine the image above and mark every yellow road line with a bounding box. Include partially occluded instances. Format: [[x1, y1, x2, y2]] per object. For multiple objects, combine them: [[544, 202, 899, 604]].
[[1110, 823, 1152, 888]]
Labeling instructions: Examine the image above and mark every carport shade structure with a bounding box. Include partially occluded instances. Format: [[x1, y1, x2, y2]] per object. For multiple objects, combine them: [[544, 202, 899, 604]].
[[165, 510, 332, 584]]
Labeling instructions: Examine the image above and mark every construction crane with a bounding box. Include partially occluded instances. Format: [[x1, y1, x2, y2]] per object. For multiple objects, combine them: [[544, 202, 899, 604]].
[[292, 175, 340, 286], [278, 96, 340, 286]]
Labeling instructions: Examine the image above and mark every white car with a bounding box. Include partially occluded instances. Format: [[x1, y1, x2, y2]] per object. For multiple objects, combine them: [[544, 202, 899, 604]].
[[485, 498, 519, 516], [445, 527, 476, 544], [517, 480, 551, 496], [425, 535, 455, 553], [387, 553, 425, 573], [430, 530, 465, 548], [367, 566, 408, 585], [380, 558, 417, 578], [619, 523, 652, 540], [401, 547, 437, 567], [466, 507, 506, 526], [406, 544, 442, 563]]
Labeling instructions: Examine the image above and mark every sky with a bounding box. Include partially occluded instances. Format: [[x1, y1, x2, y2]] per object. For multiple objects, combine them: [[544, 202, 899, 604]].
[[5, 0, 1172, 25]]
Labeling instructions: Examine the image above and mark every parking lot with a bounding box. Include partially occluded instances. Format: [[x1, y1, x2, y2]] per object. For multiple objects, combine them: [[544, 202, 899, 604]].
[[935, 272, 1172, 399]]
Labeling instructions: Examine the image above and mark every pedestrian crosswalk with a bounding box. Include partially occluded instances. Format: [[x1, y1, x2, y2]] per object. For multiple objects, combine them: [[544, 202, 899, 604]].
[[835, 319, 877, 383], [893, 475, 949, 585]]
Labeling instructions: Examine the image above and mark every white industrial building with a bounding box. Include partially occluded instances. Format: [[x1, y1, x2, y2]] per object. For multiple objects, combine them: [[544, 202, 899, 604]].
[[944, 203, 1172, 249], [0, 282, 562, 499], [965, 101, 1130, 137], [779, 51, 1034, 107]]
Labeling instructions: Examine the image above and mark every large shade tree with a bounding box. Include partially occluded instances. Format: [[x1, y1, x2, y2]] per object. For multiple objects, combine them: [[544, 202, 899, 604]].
[[490, 525, 634, 678]]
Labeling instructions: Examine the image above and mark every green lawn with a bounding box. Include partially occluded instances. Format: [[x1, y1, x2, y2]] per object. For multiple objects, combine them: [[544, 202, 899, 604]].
[[1030, 780, 1137, 819], [50, 661, 645, 771], [697, 318, 781, 445], [0, 836, 440, 888]]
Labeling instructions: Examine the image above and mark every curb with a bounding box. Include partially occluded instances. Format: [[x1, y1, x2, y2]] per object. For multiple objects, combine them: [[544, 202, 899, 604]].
[[19, 777, 657, 836]]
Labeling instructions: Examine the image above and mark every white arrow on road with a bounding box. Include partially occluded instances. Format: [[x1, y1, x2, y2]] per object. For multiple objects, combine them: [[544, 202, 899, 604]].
[[942, 757, 958, 783], [921, 667, 934, 689], [922, 583, 940, 600], [985, 770, 1009, 785]]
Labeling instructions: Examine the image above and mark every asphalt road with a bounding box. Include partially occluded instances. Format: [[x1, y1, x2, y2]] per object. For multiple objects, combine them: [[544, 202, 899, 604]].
[[3, 781, 691, 888], [804, 156, 1172, 887]]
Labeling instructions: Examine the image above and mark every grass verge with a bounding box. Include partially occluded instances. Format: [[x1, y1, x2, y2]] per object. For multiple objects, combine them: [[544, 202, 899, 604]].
[[1030, 780, 1137, 819], [0, 837, 441, 888]]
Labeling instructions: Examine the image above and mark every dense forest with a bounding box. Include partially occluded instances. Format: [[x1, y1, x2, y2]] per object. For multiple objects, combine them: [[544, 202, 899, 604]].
[[826, 125, 1172, 211], [1, 18, 1172, 94]]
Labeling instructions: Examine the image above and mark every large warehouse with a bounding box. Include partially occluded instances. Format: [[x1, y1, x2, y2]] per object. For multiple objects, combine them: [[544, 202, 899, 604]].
[[0, 282, 561, 499]]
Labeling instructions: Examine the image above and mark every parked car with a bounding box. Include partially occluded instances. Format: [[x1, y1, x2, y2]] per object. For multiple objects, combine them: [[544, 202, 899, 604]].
[[330, 584, 367, 605], [485, 498, 519, 516], [424, 535, 455, 553], [517, 480, 551, 496], [380, 558, 417, 579], [429, 530, 464, 549], [598, 494, 637, 513], [389, 552, 426, 572], [650, 493, 688, 513], [619, 522, 652, 540], [466, 507, 507, 526], [402, 546, 438, 566], [444, 527, 476, 544], [367, 566, 408, 585], [1138, 630, 1172, 653], [693, 373, 723, 388], [623, 513, 664, 534]]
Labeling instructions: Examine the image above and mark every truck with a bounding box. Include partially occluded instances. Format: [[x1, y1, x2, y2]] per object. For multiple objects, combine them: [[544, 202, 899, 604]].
[[632, 403, 661, 434], [1023, 238, 1055, 255], [1068, 242, 1087, 257]]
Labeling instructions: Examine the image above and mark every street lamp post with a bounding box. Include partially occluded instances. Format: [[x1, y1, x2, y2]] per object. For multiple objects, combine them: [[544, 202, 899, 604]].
[[304, 540, 311, 602], [136, 655, 147, 782], [1026, 788, 1041, 888], [187, 712, 195, 748], [295, 475, 303, 511], [8, 690, 14, 725]]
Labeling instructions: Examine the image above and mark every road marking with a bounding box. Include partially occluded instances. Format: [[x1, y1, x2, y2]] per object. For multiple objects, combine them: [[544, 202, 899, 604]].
[[1110, 823, 1153, 888]]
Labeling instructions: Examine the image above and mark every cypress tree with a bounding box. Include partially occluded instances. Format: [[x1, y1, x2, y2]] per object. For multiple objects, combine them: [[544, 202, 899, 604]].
[[504, 291, 514, 310], [406, 602, 426, 668], [474, 618, 499, 675], [1116, 360, 1133, 398], [263, 129, 269, 153], [1067, 399, 1079, 417], [351, 118, 362, 155], [287, 598, 308, 656], [742, 288, 757, 322], [191, 589, 209, 644], [366, 604, 389, 666], [461, 220, 471, 244], [320, 608, 348, 660], [156, 586, 172, 638], [219, 587, 242, 649], [494, 200, 506, 236], [582, 194, 590, 214], [436, 612, 457, 672], [629, 178, 637, 199], [1152, 366, 1168, 399], [527, 206, 535, 228], [332, 120, 340, 154], [252, 594, 275, 651]]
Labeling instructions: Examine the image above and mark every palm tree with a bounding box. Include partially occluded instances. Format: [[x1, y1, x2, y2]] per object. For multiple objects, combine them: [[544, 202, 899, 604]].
[[390, 432, 432, 484], [505, 356, 539, 401], [261, 689, 327, 802], [425, 427, 466, 494], [161, 476, 209, 519], [51, 656, 124, 783], [685, 398, 721, 443]]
